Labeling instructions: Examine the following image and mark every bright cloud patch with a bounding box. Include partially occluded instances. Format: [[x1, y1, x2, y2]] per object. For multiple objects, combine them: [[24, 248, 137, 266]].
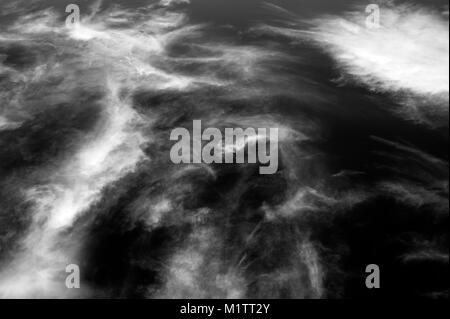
[[312, 5, 449, 97]]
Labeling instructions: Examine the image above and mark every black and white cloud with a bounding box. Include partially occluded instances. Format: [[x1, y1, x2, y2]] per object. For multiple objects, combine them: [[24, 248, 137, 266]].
[[0, 0, 448, 299]]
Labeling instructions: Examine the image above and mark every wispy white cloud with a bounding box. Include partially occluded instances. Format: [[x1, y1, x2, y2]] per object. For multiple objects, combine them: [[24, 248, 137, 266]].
[[159, 0, 190, 7]]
